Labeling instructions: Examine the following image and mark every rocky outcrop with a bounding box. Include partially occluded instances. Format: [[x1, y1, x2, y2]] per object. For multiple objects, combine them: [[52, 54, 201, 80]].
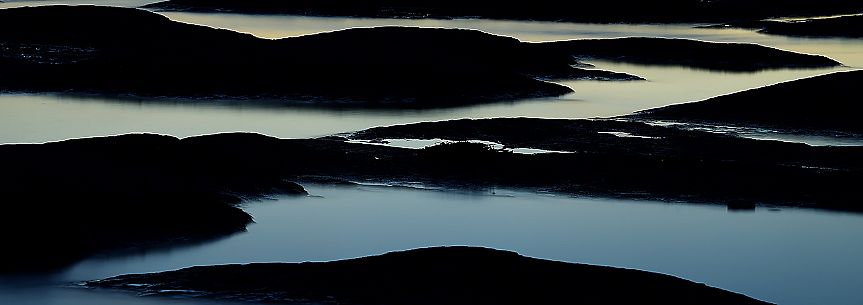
[[0, 134, 307, 274], [709, 15, 863, 38], [0, 6, 844, 108], [543, 37, 841, 71], [0, 6, 581, 108], [87, 246, 773, 305], [631, 70, 863, 135]]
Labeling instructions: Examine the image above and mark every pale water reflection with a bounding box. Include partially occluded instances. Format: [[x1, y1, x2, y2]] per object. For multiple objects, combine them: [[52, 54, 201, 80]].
[[0, 3, 861, 144], [0, 63, 850, 144], [7, 184, 858, 305], [1, 3, 862, 305]]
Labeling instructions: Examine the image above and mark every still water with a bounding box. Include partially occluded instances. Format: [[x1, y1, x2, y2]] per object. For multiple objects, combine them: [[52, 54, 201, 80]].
[[1, 1, 862, 144], [1, 3, 862, 305], [2, 184, 862, 305]]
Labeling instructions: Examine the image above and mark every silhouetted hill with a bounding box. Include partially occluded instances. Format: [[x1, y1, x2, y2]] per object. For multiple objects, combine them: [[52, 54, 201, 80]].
[[0, 6, 842, 108], [0, 6, 574, 108], [632, 70, 863, 134], [88, 246, 772, 305], [143, 0, 863, 23]]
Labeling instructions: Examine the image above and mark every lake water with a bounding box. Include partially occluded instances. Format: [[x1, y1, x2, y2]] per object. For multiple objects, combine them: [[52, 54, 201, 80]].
[[1, 1, 862, 144], [2, 184, 862, 305], [2, 2, 863, 305]]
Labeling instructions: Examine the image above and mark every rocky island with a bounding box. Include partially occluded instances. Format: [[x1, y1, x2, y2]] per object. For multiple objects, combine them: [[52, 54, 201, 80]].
[[87, 246, 772, 305], [709, 14, 863, 38], [0, 6, 843, 108], [631, 70, 863, 135]]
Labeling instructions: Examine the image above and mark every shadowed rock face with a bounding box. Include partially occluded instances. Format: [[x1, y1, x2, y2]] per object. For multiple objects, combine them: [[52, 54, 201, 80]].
[[86, 246, 773, 305], [631, 70, 863, 135], [0, 6, 843, 108], [710, 15, 863, 38], [143, 0, 863, 23]]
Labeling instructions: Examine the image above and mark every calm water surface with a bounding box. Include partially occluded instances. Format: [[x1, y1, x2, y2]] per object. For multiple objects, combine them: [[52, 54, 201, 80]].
[[1, 2, 862, 144], [1, 3, 862, 305], [2, 184, 862, 305]]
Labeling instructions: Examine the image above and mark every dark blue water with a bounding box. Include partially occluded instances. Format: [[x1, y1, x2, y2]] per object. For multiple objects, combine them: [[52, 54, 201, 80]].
[[2, 184, 858, 305]]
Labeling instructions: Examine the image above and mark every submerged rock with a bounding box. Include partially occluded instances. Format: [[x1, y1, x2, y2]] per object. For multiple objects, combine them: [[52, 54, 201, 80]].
[[87, 246, 773, 305], [630, 70, 863, 135]]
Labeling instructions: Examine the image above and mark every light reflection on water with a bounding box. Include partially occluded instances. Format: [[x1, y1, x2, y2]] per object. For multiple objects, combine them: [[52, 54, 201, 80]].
[[0, 63, 851, 144], [0, 6, 862, 305], [0, 3, 861, 144], [22, 184, 863, 305]]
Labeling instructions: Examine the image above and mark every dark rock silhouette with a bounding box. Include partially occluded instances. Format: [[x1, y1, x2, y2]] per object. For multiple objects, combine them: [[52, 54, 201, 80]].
[[351, 118, 863, 210], [2, 119, 861, 273], [0, 6, 842, 108], [0, 134, 307, 274], [631, 70, 863, 135], [87, 246, 773, 305], [143, 0, 863, 23], [0, 6, 575, 108], [709, 15, 863, 38], [544, 37, 840, 71]]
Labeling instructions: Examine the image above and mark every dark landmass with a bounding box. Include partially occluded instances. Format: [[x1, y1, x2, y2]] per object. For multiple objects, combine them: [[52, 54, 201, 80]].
[[87, 246, 771, 305], [0, 6, 580, 109], [544, 38, 840, 71], [3, 119, 861, 273], [708, 15, 863, 38], [0, 134, 307, 274], [631, 70, 863, 135], [0, 6, 843, 109], [143, 0, 863, 23], [350, 118, 863, 209]]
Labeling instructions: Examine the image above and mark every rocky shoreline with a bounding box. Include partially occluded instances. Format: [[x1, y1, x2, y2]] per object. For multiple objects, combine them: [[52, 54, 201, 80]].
[[86, 246, 773, 305], [631, 70, 863, 136], [2, 117, 861, 273], [708, 14, 863, 38], [0, 6, 844, 109]]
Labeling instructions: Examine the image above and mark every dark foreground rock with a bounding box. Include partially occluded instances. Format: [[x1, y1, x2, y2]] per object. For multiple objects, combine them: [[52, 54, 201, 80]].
[[630, 70, 863, 135], [144, 0, 863, 23], [0, 134, 307, 274], [710, 14, 863, 38], [0, 6, 842, 108], [87, 246, 772, 305]]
